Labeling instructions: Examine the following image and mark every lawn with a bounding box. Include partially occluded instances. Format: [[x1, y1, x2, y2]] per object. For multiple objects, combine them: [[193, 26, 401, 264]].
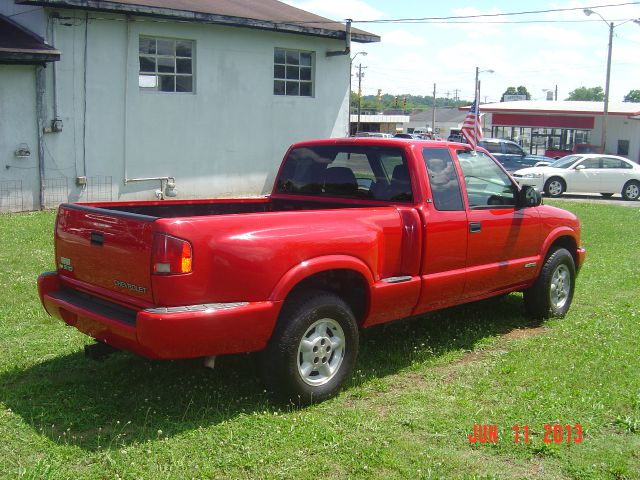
[[0, 202, 639, 479]]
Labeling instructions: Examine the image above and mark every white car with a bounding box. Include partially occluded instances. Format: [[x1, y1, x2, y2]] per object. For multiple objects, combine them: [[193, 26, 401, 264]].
[[512, 154, 640, 201]]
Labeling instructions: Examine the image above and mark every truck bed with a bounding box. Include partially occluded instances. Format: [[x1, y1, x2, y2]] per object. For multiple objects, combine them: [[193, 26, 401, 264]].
[[83, 196, 384, 219]]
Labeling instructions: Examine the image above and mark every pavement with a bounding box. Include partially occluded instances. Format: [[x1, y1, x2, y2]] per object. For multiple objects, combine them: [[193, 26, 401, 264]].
[[545, 193, 640, 208]]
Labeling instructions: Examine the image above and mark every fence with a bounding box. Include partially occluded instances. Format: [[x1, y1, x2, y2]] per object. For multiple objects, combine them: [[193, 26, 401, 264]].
[[0, 176, 113, 213]]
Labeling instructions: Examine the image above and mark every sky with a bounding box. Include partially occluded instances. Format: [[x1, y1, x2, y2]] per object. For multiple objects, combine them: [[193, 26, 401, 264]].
[[282, 0, 640, 104]]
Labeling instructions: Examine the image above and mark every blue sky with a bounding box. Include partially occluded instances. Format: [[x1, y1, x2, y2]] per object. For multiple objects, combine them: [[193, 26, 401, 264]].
[[284, 0, 640, 103]]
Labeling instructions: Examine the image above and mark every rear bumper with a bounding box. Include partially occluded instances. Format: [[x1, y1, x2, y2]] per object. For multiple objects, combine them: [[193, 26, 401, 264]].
[[37, 272, 281, 359]]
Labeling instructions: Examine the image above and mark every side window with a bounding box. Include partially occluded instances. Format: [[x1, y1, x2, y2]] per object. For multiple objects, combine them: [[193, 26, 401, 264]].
[[578, 158, 601, 169], [423, 148, 464, 211], [480, 142, 502, 154], [274, 48, 313, 97], [602, 157, 631, 169], [456, 150, 516, 208], [139, 37, 194, 92], [504, 143, 523, 155]]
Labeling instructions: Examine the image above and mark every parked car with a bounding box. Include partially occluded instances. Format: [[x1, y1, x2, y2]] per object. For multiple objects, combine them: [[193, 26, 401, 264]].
[[394, 133, 420, 139], [512, 154, 640, 200], [478, 138, 554, 172], [545, 143, 602, 159], [38, 138, 585, 404]]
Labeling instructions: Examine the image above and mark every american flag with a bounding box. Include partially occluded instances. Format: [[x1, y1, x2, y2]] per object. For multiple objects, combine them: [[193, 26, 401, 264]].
[[461, 99, 482, 149]]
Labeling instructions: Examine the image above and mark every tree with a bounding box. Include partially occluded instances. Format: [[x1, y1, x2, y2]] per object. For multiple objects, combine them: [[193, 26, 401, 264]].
[[566, 86, 604, 101], [623, 89, 640, 103], [500, 86, 531, 102]]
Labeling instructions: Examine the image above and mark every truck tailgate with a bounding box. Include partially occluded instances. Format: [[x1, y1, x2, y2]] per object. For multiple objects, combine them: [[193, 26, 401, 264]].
[[55, 204, 156, 303]]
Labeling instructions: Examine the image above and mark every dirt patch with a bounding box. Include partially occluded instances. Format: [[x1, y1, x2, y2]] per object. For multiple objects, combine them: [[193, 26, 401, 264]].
[[501, 326, 547, 340]]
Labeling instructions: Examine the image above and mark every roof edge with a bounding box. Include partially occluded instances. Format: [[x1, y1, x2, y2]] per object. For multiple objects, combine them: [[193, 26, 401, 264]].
[[16, 0, 380, 43]]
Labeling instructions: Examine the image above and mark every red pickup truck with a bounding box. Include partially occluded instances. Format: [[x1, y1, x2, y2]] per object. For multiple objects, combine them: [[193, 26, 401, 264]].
[[38, 138, 585, 403]]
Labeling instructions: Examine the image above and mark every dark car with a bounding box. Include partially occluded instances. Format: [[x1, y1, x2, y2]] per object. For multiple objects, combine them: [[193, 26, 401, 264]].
[[478, 138, 554, 172]]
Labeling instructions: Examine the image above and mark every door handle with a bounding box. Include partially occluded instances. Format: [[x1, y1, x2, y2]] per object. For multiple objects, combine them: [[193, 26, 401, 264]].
[[469, 221, 481, 233]]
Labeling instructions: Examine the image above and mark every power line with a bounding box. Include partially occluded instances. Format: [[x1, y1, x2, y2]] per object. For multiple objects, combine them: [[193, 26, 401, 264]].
[[352, 2, 640, 23]]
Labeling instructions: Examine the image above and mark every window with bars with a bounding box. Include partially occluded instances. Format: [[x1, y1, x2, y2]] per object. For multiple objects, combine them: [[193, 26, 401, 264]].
[[139, 37, 194, 93], [273, 48, 313, 97]]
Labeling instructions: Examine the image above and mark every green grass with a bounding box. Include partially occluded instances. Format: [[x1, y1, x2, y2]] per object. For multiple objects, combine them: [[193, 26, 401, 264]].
[[0, 202, 639, 479]]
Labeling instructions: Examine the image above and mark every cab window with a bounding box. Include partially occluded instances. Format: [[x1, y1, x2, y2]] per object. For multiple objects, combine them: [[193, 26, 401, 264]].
[[505, 143, 523, 155], [423, 148, 464, 211], [456, 150, 516, 208]]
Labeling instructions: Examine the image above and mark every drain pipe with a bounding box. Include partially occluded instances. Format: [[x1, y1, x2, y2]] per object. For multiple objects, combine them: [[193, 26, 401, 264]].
[[122, 15, 131, 189], [35, 66, 47, 210], [326, 19, 351, 57]]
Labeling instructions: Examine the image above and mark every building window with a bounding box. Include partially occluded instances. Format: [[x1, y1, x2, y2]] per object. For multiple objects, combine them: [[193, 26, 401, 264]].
[[273, 48, 313, 97], [139, 37, 194, 93]]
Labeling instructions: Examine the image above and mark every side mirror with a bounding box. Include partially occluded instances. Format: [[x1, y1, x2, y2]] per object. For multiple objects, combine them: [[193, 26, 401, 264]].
[[575, 164, 586, 170], [518, 185, 542, 208]]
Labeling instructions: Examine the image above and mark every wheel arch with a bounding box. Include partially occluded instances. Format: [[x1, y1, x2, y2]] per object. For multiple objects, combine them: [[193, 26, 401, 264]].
[[541, 230, 578, 266], [269, 256, 374, 325]]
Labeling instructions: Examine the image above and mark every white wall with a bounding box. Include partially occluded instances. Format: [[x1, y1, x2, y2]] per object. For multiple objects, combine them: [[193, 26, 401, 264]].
[[0, 65, 39, 212], [592, 116, 640, 162], [35, 10, 350, 205]]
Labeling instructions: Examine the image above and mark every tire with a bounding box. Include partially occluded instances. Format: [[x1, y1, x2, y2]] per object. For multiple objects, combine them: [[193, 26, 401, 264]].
[[621, 180, 640, 201], [544, 177, 565, 197], [257, 290, 359, 405], [600, 193, 614, 198], [524, 248, 576, 319]]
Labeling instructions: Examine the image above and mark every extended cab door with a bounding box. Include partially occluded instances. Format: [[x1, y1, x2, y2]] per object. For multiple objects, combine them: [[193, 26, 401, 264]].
[[455, 149, 542, 299], [415, 146, 469, 312]]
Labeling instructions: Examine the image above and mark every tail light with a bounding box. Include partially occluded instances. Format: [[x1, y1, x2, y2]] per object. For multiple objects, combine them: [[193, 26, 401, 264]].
[[152, 234, 192, 275]]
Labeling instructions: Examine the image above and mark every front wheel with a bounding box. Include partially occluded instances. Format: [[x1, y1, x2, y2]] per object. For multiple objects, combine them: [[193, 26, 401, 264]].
[[622, 181, 640, 201], [524, 248, 576, 319], [257, 290, 359, 405], [544, 177, 565, 197]]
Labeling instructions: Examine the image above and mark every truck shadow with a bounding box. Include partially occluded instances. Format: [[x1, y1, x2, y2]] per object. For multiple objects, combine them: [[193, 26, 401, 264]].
[[0, 293, 542, 451]]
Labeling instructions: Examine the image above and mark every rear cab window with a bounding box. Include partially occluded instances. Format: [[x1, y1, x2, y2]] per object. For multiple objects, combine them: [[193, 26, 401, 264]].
[[275, 145, 413, 202]]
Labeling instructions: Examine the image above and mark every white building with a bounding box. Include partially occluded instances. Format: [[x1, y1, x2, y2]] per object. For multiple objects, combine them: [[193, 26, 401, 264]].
[[481, 101, 640, 161], [0, 0, 379, 212]]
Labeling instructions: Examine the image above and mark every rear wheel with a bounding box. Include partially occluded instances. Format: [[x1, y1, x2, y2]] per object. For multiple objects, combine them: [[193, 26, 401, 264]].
[[257, 290, 359, 405], [524, 248, 576, 319], [621, 181, 640, 201], [544, 177, 565, 197]]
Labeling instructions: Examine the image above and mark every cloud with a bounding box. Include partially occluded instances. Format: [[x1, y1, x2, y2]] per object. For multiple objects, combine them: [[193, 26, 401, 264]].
[[281, 0, 384, 21], [382, 29, 427, 47]]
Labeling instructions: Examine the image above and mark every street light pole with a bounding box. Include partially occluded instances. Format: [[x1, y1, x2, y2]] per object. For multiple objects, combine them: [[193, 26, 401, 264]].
[[349, 51, 367, 136], [356, 63, 365, 134], [602, 21, 613, 152]]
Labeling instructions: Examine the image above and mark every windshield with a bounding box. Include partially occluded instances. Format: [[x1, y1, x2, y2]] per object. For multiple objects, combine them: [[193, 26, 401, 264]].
[[550, 155, 581, 168]]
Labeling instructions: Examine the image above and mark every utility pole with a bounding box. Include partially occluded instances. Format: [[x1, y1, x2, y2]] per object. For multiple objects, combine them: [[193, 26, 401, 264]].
[[432, 83, 436, 137], [454, 89, 460, 103], [356, 63, 367, 134], [555, 84, 558, 101]]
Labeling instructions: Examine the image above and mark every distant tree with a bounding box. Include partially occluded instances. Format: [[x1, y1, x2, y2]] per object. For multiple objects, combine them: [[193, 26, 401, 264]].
[[566, 86, 604, 101], [500, 86, 531, 102], [623, 89, 640, 102]]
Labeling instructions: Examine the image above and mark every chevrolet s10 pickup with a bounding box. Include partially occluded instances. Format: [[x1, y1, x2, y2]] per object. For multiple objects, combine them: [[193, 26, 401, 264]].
[[38, 138, 585, 403]]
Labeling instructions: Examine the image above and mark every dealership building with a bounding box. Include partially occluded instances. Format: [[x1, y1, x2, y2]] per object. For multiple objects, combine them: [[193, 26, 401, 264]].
[[480, 101, 640, 162]]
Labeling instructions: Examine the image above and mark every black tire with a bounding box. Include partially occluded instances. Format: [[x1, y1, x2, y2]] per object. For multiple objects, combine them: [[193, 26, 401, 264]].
[[621, 180, 640, 201], [600, 193, 614, 198], [524, 248, 576, 319], [257, 290, 359, 405], [544, 177, 565, 197]]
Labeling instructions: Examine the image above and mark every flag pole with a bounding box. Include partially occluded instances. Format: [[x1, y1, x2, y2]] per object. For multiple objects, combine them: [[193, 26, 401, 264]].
[[474, 66, 479, 153]]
